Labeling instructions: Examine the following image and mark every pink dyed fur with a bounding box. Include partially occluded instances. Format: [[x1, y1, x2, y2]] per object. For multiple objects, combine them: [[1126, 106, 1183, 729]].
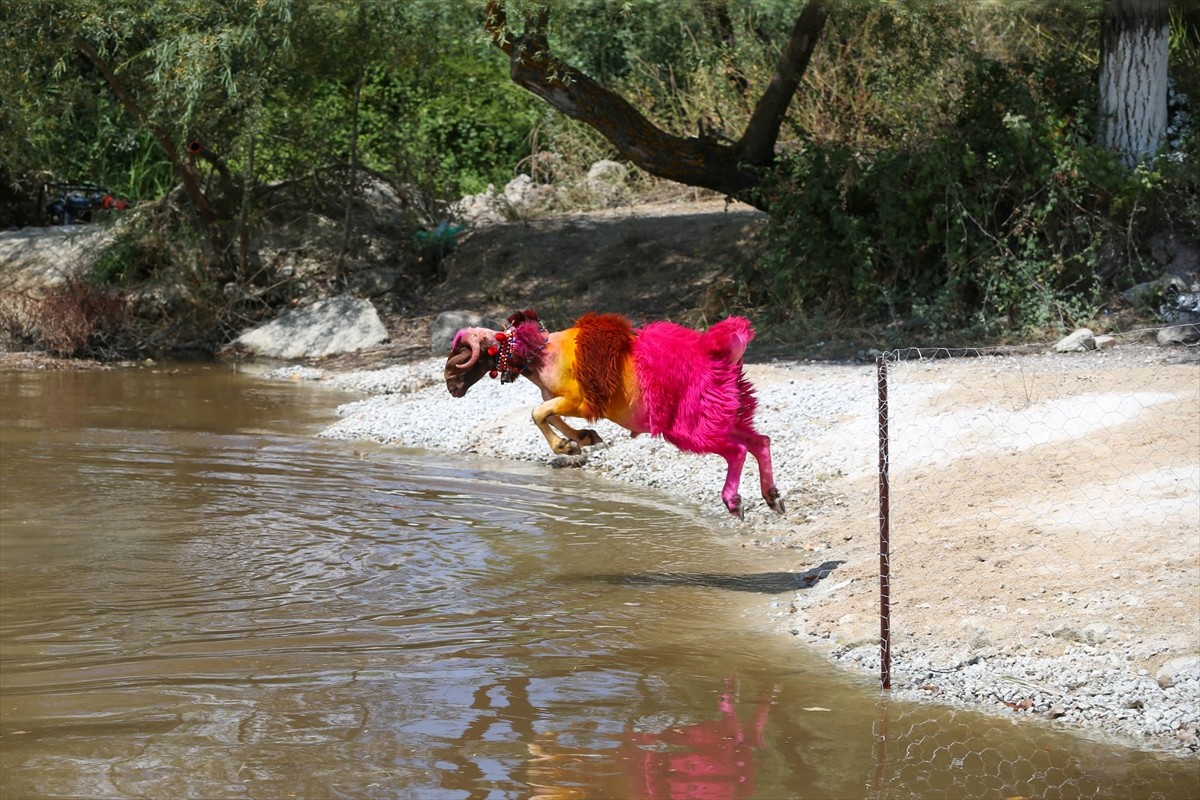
[[632, 317, 756, 452]]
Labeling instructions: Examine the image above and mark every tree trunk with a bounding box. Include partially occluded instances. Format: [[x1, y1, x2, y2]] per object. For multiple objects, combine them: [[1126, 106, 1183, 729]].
[[75, 37, 234, 273], [1099, 0, 1169, 167], [238, 117, 257, 283], [484, 1, 827, 211], [337, 72, 364, 283]]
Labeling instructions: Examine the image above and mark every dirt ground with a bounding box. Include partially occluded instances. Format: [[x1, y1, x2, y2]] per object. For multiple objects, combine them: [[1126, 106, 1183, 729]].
[[755, 347, 1200, 676], [425, 196, 763, 328]]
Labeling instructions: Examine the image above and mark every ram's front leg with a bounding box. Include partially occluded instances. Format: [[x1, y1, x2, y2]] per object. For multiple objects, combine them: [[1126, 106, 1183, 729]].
[[532, 397, 585, 455]]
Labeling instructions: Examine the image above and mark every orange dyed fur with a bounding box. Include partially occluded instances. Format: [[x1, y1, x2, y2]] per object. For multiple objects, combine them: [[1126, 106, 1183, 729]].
[[572, 313, 635, 421]]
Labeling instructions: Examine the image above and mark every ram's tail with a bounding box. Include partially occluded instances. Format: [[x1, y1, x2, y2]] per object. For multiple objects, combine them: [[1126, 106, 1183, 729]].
[[701, 316, 755, 363]]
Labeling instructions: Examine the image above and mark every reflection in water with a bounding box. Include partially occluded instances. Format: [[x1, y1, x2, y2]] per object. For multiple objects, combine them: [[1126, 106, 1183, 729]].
[[2, 366, 1197, 800], [621, 677, 778, 800], [526, 677, 779, 800]]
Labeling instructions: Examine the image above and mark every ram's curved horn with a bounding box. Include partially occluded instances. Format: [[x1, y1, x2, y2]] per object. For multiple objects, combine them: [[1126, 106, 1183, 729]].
[[444, 328, 496, 398], [451, 329, 483, 370]]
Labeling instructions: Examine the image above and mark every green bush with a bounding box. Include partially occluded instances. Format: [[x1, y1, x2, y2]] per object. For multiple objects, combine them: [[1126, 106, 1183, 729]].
[[747, 48, 1195, 336], [252, 29, 544, 201], [91, 223, 174, 286]]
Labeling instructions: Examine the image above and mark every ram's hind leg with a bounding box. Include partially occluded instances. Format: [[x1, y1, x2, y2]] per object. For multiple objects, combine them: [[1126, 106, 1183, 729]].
[[714, 442, 749, 518], [729, 429, 787, 515], [737, 426, 785, 515]]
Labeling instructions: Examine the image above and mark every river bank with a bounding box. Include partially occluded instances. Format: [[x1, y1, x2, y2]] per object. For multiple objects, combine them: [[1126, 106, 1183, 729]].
[[263, 335, 1200, 758]]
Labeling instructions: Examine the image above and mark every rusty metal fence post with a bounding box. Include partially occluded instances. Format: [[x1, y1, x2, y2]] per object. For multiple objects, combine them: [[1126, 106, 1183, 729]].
[[877, 355, 892, 690]]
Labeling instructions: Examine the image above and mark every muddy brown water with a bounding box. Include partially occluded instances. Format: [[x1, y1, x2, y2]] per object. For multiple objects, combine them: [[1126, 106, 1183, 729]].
[[1, 365, 1195, 799]]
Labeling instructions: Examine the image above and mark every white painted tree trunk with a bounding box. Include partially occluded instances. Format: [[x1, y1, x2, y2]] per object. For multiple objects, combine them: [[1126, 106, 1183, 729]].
[[1099, 0, 1170, 167]]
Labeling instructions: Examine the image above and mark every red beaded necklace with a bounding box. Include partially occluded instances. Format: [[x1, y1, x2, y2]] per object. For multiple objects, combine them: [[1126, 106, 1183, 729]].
[[488, 310, 548, 383]]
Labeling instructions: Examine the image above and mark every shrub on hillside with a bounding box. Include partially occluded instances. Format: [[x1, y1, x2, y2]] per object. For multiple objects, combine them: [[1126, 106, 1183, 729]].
[[745, 48, 1197, 336]]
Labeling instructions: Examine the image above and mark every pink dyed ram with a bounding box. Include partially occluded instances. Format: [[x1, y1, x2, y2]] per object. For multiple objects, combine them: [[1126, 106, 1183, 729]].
[[444, 309, 784, 517]]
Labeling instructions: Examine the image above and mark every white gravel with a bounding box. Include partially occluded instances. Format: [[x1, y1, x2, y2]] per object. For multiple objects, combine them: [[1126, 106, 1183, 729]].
[[266, 352, 1200, 757], [280, 357, 872, 520]]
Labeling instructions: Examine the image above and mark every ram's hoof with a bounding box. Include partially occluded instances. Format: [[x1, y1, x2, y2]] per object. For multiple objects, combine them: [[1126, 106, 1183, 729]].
[[724, 494, 744, 520], [766, 488, 786, 515], [553, 438, 582, 456], [577, 429, 604, 447]]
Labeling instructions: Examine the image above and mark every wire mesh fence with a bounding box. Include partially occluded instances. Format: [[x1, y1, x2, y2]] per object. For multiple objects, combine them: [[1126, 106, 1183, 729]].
[[867, 696, 1198, 799], [867, 331, 1200, 796]]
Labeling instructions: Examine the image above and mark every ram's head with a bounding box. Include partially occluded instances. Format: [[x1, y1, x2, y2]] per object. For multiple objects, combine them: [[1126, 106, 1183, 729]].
[[443, 327, 500, 397]]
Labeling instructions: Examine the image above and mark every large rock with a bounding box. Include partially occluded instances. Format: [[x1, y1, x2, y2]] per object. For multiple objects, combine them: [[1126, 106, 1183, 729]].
[[346, 266, 399, 297], [587, 159, 628, 191], [452, 175, 556, 228], [451, 184, 505, 228], [234, 295, 388, 359], [586, 159, 630, 205], [1053, 328, 1096, 353], [1157, 323, 1200, 346], [429, 310, 503, 354], [1155, 654, 1200, 688]]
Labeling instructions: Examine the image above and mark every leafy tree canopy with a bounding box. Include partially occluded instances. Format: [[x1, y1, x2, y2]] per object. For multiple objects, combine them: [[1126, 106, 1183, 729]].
[[1, 0, 543, 204]]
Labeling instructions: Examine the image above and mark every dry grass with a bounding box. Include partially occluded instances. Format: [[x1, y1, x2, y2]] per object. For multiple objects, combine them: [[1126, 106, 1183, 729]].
[[0, 275, 128, 357]]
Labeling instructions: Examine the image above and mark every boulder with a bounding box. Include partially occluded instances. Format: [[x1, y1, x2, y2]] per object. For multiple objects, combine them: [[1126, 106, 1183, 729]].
[[452, 184, 507, 228], [430, 310, 503, 354], [450, 175, 557, 229], [233, 295, 388, 359], [1053, 328, 1096, 353], [587, 159, 629, 190], [1122, 274, 1189, 306], [346, 267, 399, 297], [1156, 323, 1200, 346], [1149, 231, 1200, 279], [503, 174, 557, 215], [1155, 655, 1200, 688], [586, 159, 630, 204], [504, 174, 535, 207]]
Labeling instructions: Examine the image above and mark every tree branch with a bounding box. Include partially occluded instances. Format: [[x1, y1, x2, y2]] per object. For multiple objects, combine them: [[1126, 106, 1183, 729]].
[[74, 36, 230, 265], [738, 0, 827, 164], [484, 1, 827, 210]]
